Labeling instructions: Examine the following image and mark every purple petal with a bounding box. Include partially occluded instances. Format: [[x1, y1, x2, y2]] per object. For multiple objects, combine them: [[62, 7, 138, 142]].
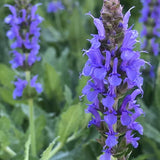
[[4, 15, 13, 24], [13, 78, 28, 99], [121, 112, 131, 126], [126, 68, 137, 81], [105, 134, 118, 148], [125, 131, 140, 148], [131, 122, 143, 135], [94, 68, 106, 80], [104, 113, 117, 125], [82, 60, 93, 76], [86, 12, 105, 40], [89, 34, 101, 49], [30, 75, 43, 94], [31, 3, 42, 20], [102, 96, 115, 109], [108, 75, 122, 86], [100, 151, 111, 160], [87, 106, 101, 127], [87, 90, 98, 102], [123, 7, 135, 30]]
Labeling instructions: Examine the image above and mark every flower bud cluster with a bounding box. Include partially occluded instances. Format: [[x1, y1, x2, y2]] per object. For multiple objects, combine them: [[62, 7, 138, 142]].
[[5, 2, 43, 99], [82, 0, 146, 159]]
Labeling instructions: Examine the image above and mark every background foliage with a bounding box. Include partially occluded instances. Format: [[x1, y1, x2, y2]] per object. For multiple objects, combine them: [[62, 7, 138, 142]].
[[0, 0, 160, 160]]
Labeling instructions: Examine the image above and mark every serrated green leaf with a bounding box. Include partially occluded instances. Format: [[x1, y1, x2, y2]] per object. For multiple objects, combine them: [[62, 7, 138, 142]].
[[57, 103, 88, 143], [24, 136, 31, 160], [40, 137, 59, 160]]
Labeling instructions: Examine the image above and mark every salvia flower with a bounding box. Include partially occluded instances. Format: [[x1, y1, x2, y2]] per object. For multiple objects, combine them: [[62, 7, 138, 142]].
[[47, 1, 64, 13], [5, 2, 43, 99], [82, 0, 146, 159]]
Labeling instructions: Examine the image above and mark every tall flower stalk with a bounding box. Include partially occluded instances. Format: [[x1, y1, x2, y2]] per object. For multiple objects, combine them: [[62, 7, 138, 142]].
[[82, 0, 146, 159], [140, 0, 160, 78], [5, 0, 43, 157]]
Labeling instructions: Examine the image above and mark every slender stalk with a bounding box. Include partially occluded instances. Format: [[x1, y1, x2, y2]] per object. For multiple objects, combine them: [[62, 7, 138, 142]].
[[4, 146, 16, 157], [28, 98, 36, 156], [26, 70, 36, 157]]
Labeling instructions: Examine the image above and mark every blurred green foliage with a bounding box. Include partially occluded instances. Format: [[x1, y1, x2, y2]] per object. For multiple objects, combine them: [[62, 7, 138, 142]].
[[0, 0, 160, 160]]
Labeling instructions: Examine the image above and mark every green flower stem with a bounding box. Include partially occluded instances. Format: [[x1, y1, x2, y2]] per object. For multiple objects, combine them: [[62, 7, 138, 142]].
[[26, 70, 36, 157], [28, 98, 36, 157], [48, 142, 63, 159], [4, 146, 16, 157]]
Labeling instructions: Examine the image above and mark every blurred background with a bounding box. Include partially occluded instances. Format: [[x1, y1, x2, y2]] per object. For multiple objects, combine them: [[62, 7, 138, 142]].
[[0, 0, 160, 160]]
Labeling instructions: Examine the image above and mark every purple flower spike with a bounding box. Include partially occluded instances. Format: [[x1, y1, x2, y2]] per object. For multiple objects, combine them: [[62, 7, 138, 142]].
[[5, 2, 43, 99], [82, 0, 145, 158]]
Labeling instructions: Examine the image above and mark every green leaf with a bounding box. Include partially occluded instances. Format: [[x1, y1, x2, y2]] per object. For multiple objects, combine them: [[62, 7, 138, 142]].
[[0, 87, 16, 105], [11, 107, 25, 126], [64, 85, 73, 106], [40, 137, 59, 160], [134, 154, 152, 160], [0, 117, 11, 148], [42, 48, 56, 67], [154, 64, 160, 110], [143, 123, 160, 143], [44, 63, 63, 100], [50, 151, 73, 160], [35, 115, 46, 152], [41, 27, 62, 43], [57, 103, 89, 143], [0, 63, 14, 88], [24, 136, 31, 160]]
